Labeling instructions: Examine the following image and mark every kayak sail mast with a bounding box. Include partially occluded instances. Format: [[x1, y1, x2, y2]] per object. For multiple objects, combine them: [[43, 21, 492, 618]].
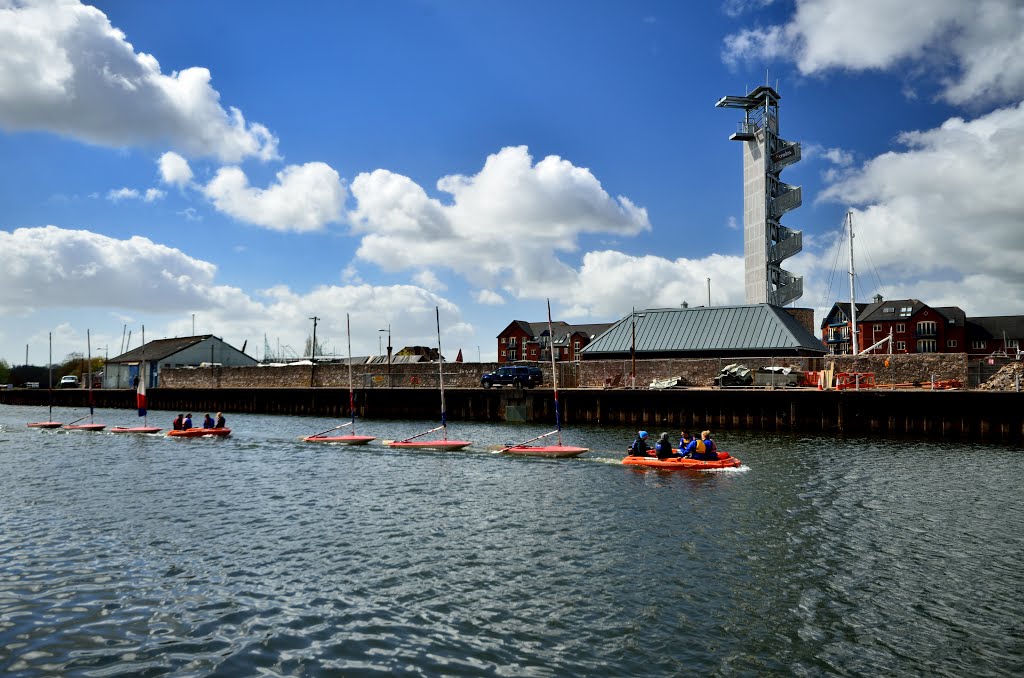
[[347, 313, 356, 431], [436, 306, 448, 441], [547, 298, 562, 447]]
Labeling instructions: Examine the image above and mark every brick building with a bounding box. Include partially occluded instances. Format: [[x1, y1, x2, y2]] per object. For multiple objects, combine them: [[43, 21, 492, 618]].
[[822, 297, 1023, 357], [495, 321, 612, 363]]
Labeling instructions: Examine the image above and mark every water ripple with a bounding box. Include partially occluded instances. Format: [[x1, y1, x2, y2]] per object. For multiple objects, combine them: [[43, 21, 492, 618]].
[[1, 406, 1022, 675]]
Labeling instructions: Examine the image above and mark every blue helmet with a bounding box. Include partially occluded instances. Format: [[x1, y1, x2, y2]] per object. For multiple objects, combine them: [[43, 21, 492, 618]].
[[639, 430, 648, 438]]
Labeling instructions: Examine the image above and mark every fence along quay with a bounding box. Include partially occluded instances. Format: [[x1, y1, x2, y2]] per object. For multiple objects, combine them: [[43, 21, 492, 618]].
[[4, 385, 1022, 443]]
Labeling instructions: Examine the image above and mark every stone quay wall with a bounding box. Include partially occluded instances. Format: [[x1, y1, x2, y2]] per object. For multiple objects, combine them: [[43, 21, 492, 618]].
[[159, 353, 969, 390]]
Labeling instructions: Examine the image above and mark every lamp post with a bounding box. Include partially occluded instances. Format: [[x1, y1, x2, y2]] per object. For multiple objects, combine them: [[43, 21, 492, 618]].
[[309, 316, 319, 387], [95, 346, 107, 389], [379, 324, 391, 387]]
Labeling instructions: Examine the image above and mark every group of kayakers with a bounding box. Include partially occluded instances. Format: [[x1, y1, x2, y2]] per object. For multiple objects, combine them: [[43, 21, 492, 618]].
[[628, 429, 719, 461], [172, 412, 226, 430]]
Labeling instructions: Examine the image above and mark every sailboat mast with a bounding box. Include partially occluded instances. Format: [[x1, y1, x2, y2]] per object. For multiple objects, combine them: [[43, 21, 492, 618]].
[[141, 325, 147, 425], [848, 210, 859, 356], [47, 332, 53, 422], [87, 329, 93, 423], [546, 298, 562, 446], [436, 307, 447, 440], [346, 313, 356, 432]]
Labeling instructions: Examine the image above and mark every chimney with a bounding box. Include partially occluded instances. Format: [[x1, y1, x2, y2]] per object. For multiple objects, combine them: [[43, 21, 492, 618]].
[[873, 294, 883, 303]]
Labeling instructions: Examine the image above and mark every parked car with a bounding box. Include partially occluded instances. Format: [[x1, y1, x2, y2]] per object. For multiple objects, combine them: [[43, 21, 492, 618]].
[[480, 365, 543, 389], [59, 375, 80, 388]]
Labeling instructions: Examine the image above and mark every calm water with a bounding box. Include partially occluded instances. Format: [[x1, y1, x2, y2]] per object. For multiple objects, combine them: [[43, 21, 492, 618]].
[[1, 404, 1022, 677]]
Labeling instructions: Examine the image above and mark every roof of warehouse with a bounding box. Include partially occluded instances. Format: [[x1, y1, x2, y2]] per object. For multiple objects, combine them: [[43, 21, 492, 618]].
[[580, 304, 826, 355]]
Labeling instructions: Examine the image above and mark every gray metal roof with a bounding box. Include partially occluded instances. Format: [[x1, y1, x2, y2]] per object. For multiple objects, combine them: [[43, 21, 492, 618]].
[[580, 304, 826, 357], [966, 315, 1024, 340], [109, 335, 214, 363]]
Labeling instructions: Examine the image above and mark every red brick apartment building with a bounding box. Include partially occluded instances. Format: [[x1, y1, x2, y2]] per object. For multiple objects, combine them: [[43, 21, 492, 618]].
[[495, 321, 612, 363], [821, 297, 1022, 357]]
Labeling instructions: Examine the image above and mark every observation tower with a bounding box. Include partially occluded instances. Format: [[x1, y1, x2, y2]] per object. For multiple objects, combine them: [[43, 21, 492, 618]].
[[716, 86, 803, 306]]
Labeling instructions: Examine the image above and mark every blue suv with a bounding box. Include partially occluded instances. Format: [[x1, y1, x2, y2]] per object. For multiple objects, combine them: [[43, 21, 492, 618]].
[[481, 365, 543, 389]]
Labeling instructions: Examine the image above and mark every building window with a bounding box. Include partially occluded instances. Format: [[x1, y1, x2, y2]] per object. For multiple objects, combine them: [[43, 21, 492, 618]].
[[916, 321, 937, 337], [917, 339, 937, 353], [883, 307, 895, 314], [500, 337, 506, 344], [573, 341, 580, 352], [828, 326, 849, 341], [899, 306, 912, 317], [947, 339, 957, 348], [508, 336, 517, 346], [896, 341, 906, 351], [1008, 340, 1020, 349], [873, 324, 882, 332], [508, 349, 517, 361], [896, 324, 906, 333], [972, 340, 987, 350]]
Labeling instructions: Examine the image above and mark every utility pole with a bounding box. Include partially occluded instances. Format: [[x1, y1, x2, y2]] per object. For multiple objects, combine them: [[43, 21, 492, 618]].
[[630, 308, 636, 390]]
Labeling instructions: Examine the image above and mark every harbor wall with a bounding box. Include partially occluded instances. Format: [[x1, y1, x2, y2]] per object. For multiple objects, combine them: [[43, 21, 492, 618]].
[[4, 385, 1021, 443], [154, 353, 968, 390]]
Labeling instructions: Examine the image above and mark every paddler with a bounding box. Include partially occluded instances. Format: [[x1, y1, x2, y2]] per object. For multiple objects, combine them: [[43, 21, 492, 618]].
[[628, 430, 653, 456], [655, 432, 676, 460]]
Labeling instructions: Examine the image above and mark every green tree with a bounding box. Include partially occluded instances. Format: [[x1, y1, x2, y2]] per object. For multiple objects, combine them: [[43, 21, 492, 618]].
[[57, 352, 84, 378], [0, 359, 10, 384]]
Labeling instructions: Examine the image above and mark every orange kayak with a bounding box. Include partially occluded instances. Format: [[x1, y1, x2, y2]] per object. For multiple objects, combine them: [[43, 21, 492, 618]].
[[501, 444, 588, 458], [386, 440, 472, 451], [167, 428, 231, 438], [303, 434, 375, 445], [622, 450, 741, 470]]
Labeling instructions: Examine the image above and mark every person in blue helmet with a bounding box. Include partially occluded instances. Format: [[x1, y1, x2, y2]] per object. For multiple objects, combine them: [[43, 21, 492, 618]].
[[628, 430, 653, 456]]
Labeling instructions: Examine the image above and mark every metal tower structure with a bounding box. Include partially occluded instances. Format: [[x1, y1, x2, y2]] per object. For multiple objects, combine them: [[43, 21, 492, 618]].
[[716, 85, 803, 306]]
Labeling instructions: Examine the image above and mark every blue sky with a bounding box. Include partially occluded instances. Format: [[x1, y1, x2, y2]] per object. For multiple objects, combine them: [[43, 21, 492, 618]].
[[2, 0, 1022, 366]]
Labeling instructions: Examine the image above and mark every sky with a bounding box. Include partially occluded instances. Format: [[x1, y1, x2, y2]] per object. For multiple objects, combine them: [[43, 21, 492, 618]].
[[1, 0, 1023, 366]]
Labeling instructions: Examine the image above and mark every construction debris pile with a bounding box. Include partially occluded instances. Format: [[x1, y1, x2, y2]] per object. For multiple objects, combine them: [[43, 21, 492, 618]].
[[977, 362, 1023, 391]]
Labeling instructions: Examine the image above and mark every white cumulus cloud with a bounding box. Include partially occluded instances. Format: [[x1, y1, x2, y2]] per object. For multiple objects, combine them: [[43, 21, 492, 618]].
[[723, 0, 1024, 106], [475, 289, 505, 305], [159, 151, 194, 186], [815, 102, 1024, 314], [106, 187, 139, 202], [203, 162, 347, 232], [0, 226, 220, 312], [349, 145, 651, 295], [0, 225, 474, 362], [0, 0, 279, 161]]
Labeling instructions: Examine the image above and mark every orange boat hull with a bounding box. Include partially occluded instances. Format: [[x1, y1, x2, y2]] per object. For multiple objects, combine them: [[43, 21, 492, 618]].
[[303, 435, 375, 445], [167, 428, 231, 438], [622, 451, 741, 470], [502, 445, 588, 458], [386, 440, 472, 451]]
